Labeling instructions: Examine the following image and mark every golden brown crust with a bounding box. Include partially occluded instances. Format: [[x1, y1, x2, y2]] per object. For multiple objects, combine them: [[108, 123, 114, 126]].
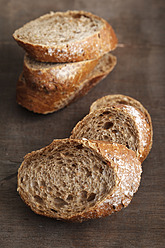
[[16, 74, 107, 114], [23, 54, 100, 86], [17, 139, 142, 222], [13, 10, 117, 62], [16, 54, 117, 114]]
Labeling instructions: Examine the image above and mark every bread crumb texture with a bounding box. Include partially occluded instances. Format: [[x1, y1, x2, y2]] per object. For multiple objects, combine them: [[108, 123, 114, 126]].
[[17, 139, 142, 222], [71, 104, 152, 162], [14, 11, 102, 46]]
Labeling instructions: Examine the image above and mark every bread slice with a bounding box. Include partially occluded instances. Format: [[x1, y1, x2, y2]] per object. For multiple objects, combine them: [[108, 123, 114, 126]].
[[16, 53, 117, 114], [17, 138, 142, 222], [71, 105, 152, 162], [23, 53, 100, 87], [13, 10, 117, 62], [90, 94, 153, 139]]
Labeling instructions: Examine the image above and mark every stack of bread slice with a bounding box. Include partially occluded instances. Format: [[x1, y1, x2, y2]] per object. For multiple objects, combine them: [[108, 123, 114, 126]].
[[17, 95, 152, 222], [13, 10, 118, 114]]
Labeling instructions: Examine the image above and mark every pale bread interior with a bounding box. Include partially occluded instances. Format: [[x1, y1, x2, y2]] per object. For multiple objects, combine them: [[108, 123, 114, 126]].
[[90, 94, 151, 127], [71, 107, 139, 153], [18, 140, 115, 218], [14, 11, 102, 46]]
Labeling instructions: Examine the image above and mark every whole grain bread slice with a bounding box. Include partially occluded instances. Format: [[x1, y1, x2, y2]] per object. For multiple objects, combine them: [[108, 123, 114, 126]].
[[23, 53, 100, 87], [71, 105, 152, 162], [13, 10, 117, 62], [90, 94, 153, 139], [17, 138, 142, 222], [16, 53, 117, 114]]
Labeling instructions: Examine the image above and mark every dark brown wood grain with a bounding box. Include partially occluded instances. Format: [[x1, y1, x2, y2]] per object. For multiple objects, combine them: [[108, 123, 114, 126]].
[[0, 0, 164, 247]]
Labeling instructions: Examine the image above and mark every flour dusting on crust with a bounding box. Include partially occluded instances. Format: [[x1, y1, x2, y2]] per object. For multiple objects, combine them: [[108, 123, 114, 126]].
[[121, 105, 151, 160]]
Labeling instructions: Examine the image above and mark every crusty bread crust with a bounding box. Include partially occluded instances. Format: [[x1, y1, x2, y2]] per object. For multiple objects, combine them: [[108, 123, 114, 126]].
[[13, 11, 117, 62], [71, 104, 152, 162], [16, 53, 117, 114], [90, 94, 153, 143], [115, 104, 152, 162], [17, 139, 142, 222], [23, 54, 100, 86]]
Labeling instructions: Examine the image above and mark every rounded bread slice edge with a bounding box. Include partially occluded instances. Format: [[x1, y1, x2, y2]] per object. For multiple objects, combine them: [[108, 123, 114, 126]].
[[13, 10, 118, 62]]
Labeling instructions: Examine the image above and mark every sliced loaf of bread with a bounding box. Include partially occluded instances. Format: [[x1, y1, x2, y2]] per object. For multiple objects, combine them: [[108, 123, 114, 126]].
[[17, 138, 142, 222], [90, 94, 153, 138], [16, 53, 117, 114], [13, 10, 117, 62], [71, 105, 152, 162]]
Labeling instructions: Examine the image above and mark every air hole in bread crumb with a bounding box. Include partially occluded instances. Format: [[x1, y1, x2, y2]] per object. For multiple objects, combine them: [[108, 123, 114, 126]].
[[73, 13, 82, 18], [80, 49, 84, 53], [85, 168, 92, 177], [112, 129, 118, 134], [55, 192, 61, 197], [50, 209, 58, 213], [93, 165, 98, 171], [113, 205, 116, 209], [48, 155, 54, 159], [33, 181, 38, 187], [66, 194, 73, 201], [103, 135, 109, 140], [34, 195, 43, 204], [98, 33, 100, 38], [126, 143, 130, 149], [81, 190, 87, 200], [64, 152, 69, 155], [118, 101, 127, 105], [103, 122, 113, 129], [36, 166, 42, 172], [47, 187, 53, 192], [87, 193, 96, 202], [40, 180, 46, 187], [54, 197, 68, 207], [25, 175, 29, 181], [72, 163, 77, 167], [76, 144, 83, 149], [121, 202, 125, 207], [103, 111, 110, 115], [21, 177, 23, 183], [43, 193, 47, 198], [66, 159, 72, 163]]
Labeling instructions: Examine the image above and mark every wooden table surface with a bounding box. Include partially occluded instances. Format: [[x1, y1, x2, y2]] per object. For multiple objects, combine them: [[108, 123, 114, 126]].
[[0, 0, 164, 247]]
